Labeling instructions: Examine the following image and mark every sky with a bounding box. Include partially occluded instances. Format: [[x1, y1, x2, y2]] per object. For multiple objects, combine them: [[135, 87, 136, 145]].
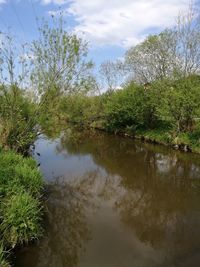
[[0, 0, 198, 68]]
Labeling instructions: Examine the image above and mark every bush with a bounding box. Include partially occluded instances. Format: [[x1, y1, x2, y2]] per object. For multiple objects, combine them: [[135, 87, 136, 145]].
[[157, 75, 200, 133], [60, 93, 105, 126], [104, 82, 160, 131], [0, 85, 37, 154], [110, 76, 200, 135]]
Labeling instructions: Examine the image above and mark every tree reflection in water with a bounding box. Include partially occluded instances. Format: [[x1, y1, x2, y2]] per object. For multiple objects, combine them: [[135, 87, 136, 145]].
[[57, 129, 200, 265], [38, 180, 91, 267], [17, 170, 125, 267], [15, 128, 200, 267]]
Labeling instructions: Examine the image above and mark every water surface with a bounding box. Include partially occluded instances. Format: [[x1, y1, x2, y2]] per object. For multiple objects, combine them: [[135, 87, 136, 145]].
[[15, 129, 200, 267]]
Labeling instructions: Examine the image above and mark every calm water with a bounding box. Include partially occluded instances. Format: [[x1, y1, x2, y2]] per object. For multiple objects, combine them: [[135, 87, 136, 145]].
[[15, 129, 200, 267]]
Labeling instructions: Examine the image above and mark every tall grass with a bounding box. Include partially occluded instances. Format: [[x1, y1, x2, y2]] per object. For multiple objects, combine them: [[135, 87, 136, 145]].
[[0, 149, 44, 265], [0, 243, 10, 267]]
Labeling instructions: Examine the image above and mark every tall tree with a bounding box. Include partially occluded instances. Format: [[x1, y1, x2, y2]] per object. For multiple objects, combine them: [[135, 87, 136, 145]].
[[176, 3, 200, 76], [125, 4, 200, 83], [31, 16, 94, 96], [125, 30, 177, 84]]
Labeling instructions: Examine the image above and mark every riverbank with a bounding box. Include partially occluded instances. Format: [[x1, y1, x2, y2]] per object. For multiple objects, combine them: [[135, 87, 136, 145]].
[[0, 149, 44, 267], [134, 128, 200, 153], [90, 121, 200, 154], [48, 117, 200, 154], [122, 128, 200, 153]]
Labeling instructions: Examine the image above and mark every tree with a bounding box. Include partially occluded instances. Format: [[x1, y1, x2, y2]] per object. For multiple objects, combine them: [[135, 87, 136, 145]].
[[158, 75, 200, 132], [176, 3, 200, 76], [31, 16, 94, 96], [99, 59, 125, 91], [125, 30, 177, 84], [105, 82, 159, 131], [125, 4, 200, 84]]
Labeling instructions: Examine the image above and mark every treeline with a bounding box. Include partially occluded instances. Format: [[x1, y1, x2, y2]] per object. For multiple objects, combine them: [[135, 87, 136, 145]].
[[47, 5, 200, 152], [57, 74, 200, 152]]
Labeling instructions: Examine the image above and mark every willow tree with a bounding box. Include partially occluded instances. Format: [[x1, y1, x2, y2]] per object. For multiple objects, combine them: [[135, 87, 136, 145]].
[[30, 16, 96, 130], [31, 16, 94, 96]]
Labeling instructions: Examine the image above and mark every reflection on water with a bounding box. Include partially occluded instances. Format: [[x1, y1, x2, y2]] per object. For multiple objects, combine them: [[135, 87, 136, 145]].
[[15, 129, 200, 267]]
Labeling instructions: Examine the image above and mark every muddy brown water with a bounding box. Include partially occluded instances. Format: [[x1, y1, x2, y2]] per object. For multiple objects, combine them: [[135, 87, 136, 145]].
[[15, 129, 200, 267]]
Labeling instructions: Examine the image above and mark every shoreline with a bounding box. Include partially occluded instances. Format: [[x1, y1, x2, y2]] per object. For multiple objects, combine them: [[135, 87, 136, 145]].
[[91, 125, 199, 154]]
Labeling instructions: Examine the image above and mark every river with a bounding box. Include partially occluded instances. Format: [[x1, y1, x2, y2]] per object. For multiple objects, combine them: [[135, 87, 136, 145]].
[[15, 128, 200, 267]]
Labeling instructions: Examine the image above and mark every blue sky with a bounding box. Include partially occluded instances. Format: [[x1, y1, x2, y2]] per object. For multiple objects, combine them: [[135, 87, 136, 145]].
[[0, 0, 197, 68]]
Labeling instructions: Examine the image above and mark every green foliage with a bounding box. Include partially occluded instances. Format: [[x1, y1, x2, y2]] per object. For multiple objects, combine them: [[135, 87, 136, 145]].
[[0, 150, 43, 262], [125, 30, 177, 83], [0, 150, 43, 198], [0, 243, 10, 267], [32, 15, 97, 135], [55, 75, 200, 153], [0, 16, 96, 154], [0, 85, 38, 154], [1, 192, 42, 247], [104, 83, 159, 131], [100, 75, 200, 146], [60, 93, 105, 126], [157, 75, 200, 132], [31, 16, 94, 95], [38, 85, 63, 132], [125, 6, 200, 83]]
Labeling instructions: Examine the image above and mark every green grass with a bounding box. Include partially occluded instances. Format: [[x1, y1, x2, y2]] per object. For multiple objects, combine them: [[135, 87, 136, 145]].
[[1, 192, 42, 247], [133, 127, 200, 153], [89, 116, 200, 153], [0, 149, 44, 265], [134, 128, 172, 144], [0, 243, 10, 267]]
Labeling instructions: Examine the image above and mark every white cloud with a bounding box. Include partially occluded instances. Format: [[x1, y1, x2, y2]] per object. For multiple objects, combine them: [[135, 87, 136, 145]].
[[41, 0, 67, 5], [46, 0, 192, 48], [0, 0, 7, 4]]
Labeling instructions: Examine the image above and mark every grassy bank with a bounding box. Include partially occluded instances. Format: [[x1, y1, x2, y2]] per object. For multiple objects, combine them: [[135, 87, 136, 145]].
[[88, 122, 200, 154], [114, 128, 200, 153], [0, 149, 44, 266], [134, 128, 200, 153]]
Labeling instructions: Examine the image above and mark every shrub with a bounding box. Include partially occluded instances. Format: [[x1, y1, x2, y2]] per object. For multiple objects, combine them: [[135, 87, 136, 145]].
[[105, 82, 160, 131], [60, 94, 105, 126], [157, 75, 200, 132], [0, 85, 37, 154]]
